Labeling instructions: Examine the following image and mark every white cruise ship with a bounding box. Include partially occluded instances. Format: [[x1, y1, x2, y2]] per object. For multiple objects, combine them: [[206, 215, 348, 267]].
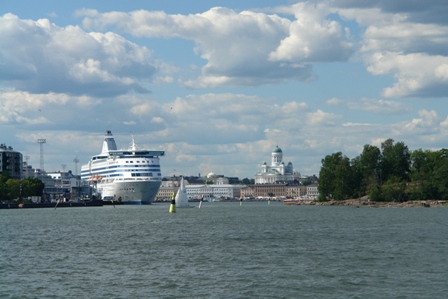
[[81, 130, 165, 204]]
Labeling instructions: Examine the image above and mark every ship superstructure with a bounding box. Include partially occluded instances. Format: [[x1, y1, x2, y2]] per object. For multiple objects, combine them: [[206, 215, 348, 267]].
[[81, 130, 164, 204]]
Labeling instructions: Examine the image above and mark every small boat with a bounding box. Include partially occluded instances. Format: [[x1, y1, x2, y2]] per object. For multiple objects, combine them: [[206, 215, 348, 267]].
[[283, 199, 297, 205], [175, 177, 194, 208]]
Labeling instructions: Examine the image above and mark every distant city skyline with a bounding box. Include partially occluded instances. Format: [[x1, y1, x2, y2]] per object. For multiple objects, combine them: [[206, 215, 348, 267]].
[[2, 1, 448, 178]]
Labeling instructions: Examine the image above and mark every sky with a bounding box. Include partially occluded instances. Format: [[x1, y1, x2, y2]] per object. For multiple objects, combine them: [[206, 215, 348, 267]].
[[1, 0, 448, 179]]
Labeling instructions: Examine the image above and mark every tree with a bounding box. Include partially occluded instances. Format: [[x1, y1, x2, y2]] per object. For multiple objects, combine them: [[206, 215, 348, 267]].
[[359, 144, 381, 189], [5, 179, 21, 200], [22, 178, 45, 197], [301, 178, 312, 186], [334, 156, 354, 200], [241, 178, 254, 185], [410, 149, 437, 199], [432, 149, 448, 200], [0, 172, 10, 200], [382, 177, 407, 202], [318, 153, 339, 201], [0, 175, 44, 201], [380, 139, 411, 183], [368, 183, 383, 202], [318, 152, 354, 201], [317, 141, 448, 201], [350, 156, 363, 197]]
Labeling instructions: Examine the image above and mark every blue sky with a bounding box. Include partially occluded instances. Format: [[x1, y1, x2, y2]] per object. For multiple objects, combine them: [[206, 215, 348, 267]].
[[1, 0, 448, 178]]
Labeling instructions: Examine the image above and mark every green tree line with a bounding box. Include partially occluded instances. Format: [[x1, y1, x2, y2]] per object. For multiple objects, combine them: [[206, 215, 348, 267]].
[[318, 139, 448, 202], [0, 173, 45, 202]]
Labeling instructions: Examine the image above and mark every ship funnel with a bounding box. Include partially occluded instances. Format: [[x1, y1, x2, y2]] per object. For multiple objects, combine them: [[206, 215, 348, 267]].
[[101, 130, 118, 153]]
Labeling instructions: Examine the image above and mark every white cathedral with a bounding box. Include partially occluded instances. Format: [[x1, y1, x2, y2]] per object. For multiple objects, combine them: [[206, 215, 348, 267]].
[[255, 145, 301, 184]]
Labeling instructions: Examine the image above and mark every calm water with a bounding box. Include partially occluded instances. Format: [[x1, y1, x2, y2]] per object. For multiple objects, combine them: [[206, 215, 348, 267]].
[[1, 202, 447, 298]]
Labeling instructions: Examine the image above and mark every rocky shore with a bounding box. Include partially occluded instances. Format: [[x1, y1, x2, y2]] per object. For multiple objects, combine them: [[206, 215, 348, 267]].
[[292, 199, 448, 208]]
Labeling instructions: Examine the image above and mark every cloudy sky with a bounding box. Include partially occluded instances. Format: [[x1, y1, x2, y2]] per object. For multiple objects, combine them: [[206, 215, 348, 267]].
[[1, 0, 448, 179]]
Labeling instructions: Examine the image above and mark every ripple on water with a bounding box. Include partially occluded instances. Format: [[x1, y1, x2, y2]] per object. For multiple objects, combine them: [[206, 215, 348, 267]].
[[1, 203, 448, 298]]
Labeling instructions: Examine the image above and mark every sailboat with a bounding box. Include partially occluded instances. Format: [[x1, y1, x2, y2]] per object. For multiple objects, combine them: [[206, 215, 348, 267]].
[[175, 177, 194, 208]]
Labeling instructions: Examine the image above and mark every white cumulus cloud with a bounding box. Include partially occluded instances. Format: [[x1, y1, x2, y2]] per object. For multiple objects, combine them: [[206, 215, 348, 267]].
[[76, 6, 353, 88], [327, 97, 410, 114], [269, 2, 353, 63], [332, 2, 448, 98], [0, 13, 160, 97]]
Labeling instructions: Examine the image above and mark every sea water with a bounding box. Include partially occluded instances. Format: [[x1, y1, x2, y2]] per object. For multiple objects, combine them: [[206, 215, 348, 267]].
[[1, 202, 447, 298]]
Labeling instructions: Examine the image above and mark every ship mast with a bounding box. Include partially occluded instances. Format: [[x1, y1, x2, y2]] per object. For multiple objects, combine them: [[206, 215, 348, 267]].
[[130, 134, 137, 151]]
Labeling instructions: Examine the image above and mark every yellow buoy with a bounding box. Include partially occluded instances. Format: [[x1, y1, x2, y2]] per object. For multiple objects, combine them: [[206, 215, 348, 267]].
[[169, 192, 176, 213]]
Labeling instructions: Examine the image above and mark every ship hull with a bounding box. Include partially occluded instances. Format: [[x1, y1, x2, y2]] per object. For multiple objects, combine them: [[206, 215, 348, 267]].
[[97, 179, 161, 204]]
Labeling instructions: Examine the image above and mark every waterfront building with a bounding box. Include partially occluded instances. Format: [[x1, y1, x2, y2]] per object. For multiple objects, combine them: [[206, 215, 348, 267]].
[[306, 183, 319, 199], [253, 183, 319, 199], [240, 186, 254, 198], [204, 172, 229, 184], [253, 183, 286, 198], [185, 183, 245, 200], [22, 163, 34, 179], [0, 144, 22, 179], [255, 146, 301, 184], [26, 170, 91, 201], [39, 173, 70, 200], [285, 185, 307, 198], [156, 175, 245, 201], [157, 178, 182, 200], [47, 171, 77, 189], [185, 184, 232, 200]]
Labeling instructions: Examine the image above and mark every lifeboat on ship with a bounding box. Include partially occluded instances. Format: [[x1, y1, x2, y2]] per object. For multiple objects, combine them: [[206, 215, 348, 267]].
[[87, 175, 103, 181]]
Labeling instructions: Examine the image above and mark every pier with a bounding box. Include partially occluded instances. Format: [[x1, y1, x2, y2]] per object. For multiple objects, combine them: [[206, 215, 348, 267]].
[[0, 201, 104, 209]]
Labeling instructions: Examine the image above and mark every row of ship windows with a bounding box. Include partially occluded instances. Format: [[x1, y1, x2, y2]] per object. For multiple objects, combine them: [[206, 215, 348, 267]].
[[85, 166, 160, 171], [103, 173, 155, 177], [81, 172, 161, 178], [106, 165, 160, 168], [81, 166, 160, 174], [91, 157, 156, 163], [81, 173, 159, 179], [84, 173, 156, 178], [101, 188, 136, 192], [131, 173, 155, 177], [84, 171, 161, 176]]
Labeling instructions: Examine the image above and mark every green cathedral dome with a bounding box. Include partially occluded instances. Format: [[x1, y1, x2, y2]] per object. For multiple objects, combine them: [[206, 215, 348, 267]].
[[273, 146, 282, 153]]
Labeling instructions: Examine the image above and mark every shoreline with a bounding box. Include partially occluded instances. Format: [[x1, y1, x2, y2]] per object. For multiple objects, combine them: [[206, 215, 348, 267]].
[[291, 199, 447, 208], [0, 201, 104, 209]]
